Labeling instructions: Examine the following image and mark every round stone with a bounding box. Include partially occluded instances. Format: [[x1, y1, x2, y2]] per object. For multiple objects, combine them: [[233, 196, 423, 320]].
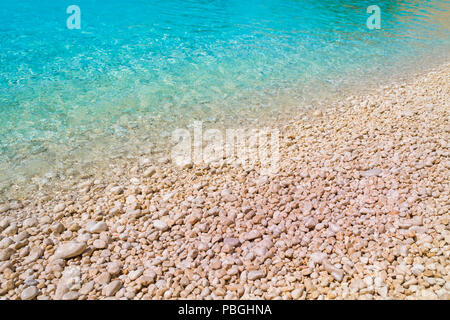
[[21, 286, 39, 300]]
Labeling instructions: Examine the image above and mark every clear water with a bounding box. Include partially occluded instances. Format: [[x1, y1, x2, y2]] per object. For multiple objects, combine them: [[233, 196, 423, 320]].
[[0, 0, 449, 197]]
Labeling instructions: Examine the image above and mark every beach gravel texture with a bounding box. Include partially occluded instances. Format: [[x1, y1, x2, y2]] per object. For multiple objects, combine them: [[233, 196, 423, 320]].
[[0, 64, 448, 300]]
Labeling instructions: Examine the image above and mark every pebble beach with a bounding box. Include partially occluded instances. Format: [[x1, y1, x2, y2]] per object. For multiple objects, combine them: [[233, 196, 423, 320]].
[[0, 63, 449, 300]]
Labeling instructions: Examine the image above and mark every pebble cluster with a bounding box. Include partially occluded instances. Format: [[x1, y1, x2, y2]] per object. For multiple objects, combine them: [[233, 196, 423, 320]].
[[0, 64, 449, 300]]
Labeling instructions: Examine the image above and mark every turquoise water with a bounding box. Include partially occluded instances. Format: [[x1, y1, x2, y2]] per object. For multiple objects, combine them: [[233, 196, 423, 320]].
[[0, 0, 449, 195]]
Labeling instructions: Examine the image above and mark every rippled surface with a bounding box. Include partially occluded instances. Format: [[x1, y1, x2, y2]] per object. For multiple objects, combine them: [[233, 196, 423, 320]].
[[0, 0, 449, 195]]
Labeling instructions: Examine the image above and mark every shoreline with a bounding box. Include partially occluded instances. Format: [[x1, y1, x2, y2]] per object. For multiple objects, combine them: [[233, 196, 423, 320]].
[[0, 62, 449, 300], [1, 54, 449, 202]]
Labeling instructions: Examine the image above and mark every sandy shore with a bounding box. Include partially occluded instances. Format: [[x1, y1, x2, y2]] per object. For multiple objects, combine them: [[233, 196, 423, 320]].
[[0, 63, 449, 300]]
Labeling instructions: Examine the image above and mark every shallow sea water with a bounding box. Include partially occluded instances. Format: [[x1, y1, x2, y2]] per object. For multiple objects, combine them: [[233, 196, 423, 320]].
[[0, 0, 449, 198]]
